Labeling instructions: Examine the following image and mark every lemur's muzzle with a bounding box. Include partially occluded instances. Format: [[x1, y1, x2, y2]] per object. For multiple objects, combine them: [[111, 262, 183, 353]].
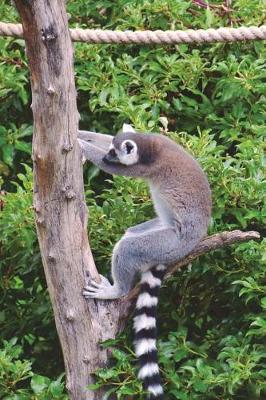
[[103, 150, 120, 164]]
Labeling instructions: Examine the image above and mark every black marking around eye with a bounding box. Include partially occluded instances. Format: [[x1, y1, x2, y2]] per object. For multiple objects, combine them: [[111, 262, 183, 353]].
[[125, 141, 134, 154]]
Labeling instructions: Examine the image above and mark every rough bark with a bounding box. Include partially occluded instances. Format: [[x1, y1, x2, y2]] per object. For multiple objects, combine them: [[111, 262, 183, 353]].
[[14, 1, 124, 399], [14, 1, 260, 399]]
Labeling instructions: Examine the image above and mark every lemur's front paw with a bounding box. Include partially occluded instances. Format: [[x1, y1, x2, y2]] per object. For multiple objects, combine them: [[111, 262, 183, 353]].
[[83, 274, 114, 300]]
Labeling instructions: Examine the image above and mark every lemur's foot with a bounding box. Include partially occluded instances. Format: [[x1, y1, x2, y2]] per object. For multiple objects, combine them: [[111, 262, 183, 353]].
[[83, 274, 121, 300]]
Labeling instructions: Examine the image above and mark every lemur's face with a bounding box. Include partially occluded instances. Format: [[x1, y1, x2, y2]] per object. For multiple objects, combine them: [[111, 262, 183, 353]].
[[103, 139, 139, 166]]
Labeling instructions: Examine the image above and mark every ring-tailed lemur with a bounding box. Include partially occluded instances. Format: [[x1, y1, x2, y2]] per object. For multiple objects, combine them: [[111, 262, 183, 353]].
[[78, 125, 211, 399]]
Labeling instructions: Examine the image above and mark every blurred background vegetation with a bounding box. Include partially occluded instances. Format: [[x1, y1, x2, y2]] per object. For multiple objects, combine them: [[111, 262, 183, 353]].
[[0, 0, 265, 398]]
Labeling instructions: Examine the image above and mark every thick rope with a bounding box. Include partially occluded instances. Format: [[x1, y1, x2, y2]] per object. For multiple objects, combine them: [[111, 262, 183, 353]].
[[0, 22, 266, 44]]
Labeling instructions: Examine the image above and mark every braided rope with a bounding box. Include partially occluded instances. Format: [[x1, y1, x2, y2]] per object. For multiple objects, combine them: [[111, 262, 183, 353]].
[[0, 22, 266, 44]]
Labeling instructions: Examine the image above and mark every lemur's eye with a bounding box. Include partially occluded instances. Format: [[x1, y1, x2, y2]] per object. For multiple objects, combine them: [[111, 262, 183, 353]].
[[125, 141, 134, 154], [109, 148, 116, 157]]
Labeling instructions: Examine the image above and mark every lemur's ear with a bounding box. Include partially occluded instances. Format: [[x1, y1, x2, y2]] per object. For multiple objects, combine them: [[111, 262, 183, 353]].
[[122, 123, 136, 133]]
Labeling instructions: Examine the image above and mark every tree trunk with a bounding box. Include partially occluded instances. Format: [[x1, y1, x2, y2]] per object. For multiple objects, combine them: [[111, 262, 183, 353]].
[[13, 1, 260, 399], [14, 1, 125, 399]]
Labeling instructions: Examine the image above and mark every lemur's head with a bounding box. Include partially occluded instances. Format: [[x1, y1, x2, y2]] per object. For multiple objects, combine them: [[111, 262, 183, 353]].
[[103, 132, 159, 167], [103, 134, 138, 166]]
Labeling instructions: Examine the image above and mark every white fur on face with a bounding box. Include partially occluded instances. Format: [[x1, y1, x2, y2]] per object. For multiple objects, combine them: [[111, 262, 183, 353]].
[[118, 140, 139, 165]]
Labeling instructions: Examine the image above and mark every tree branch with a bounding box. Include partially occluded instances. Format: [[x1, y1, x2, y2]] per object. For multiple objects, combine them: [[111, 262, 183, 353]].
[[167, 229, 260, 277], [122, 230, 260, 308]]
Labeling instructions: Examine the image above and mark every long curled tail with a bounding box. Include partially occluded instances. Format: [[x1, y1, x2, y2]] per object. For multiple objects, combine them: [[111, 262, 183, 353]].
[[133, 264, 166, 399]]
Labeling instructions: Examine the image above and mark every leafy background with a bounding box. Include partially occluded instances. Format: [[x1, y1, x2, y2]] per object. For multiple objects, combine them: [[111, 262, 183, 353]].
[[0, 0, 265, 398]]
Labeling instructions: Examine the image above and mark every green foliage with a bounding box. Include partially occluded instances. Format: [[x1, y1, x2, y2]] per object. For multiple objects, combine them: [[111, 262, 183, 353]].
[[0, 124, 32, 178], [87, 176, 152, 267], [0, 33, 31, 181], [0, 167, 63, 379], [0, 0, 265, 399], [0, 339, 67, 399]]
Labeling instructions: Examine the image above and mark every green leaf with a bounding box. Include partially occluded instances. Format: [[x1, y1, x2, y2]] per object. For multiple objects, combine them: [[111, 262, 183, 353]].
[[31, 375, 50, 394], [49, 379, 64, 396]]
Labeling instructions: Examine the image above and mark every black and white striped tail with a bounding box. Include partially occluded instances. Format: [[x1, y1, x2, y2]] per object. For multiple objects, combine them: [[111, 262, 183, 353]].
[[133, 264, 166, 399]]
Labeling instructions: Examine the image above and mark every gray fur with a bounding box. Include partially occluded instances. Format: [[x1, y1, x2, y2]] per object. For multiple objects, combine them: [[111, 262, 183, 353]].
[[125, 218, 161, 235], [78, 130, 113, 150], [80, 130, 211, 300]]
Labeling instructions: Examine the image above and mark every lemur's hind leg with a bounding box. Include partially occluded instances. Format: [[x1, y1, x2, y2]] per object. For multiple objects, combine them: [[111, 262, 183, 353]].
[[83, 226, 198, 300], [125, 218, 161, 235], [84, 219, 160, 300]]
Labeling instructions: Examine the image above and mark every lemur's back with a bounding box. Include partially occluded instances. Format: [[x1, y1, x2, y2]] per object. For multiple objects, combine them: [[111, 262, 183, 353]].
[[144, 135, 212, 239]]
